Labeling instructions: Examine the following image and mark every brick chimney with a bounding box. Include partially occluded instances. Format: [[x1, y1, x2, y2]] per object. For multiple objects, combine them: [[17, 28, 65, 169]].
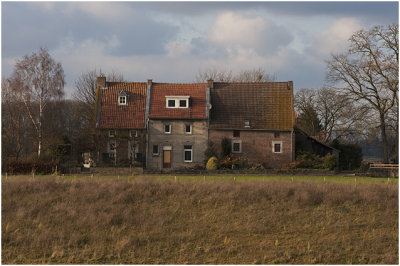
[[207, 79, 214, 89], [147, 79, 152, 86], [97, 76, 106, 88]]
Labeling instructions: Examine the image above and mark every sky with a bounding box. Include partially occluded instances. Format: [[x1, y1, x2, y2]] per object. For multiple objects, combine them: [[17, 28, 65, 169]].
[[2, 1, 398, 98]]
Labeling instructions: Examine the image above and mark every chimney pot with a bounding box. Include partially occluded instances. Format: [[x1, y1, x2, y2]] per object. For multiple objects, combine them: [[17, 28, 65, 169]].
[[147, 79, 153, 86]]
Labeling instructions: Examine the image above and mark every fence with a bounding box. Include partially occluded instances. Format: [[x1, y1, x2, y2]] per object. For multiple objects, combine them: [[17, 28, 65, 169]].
[[368, 164, 398, 177]]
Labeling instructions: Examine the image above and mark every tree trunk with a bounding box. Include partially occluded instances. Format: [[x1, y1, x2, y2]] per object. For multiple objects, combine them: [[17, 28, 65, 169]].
[[380, 112, 389, 163]]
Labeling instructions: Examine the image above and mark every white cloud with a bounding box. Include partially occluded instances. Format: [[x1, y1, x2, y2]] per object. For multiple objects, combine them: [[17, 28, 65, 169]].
[[207, 11, 293, 56], [310, 17, 362, 56]]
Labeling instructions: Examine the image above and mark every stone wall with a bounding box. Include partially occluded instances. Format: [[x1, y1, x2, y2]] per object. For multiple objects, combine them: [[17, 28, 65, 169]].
[[147, 119, 208, 170]]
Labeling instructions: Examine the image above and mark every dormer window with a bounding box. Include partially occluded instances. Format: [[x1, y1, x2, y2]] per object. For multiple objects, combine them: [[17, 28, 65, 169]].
[[118, 90, 128, 106], [244, 120, 250, 128], [165, 96, 190, 108]]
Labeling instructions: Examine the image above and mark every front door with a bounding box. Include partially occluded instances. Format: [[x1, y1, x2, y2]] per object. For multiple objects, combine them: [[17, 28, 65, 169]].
[[163, 150, 171, 168]]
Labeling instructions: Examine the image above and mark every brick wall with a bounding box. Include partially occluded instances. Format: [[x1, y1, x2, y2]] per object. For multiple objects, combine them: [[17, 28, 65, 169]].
[[209, 129, 294, 168], [97, 129, 147, 164]]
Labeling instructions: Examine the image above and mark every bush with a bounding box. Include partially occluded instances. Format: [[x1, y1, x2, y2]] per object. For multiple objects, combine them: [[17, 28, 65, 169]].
[[321, 153, 336, 170], [5, 158, 59, 175], [221, 137, 231, 157], [206, 156, 218, 170], [219, 154, 249, 169], [296, 151, 336, 170]]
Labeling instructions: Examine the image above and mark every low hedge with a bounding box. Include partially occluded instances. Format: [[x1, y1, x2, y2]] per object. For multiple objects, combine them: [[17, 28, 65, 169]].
[[5, 160, 59, 175]]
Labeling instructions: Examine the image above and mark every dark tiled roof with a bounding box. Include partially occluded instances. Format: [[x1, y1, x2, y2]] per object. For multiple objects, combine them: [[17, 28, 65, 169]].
[[97, 82, 147, 129], [149, 83, 207, 119], [209, 82, 294, 130]]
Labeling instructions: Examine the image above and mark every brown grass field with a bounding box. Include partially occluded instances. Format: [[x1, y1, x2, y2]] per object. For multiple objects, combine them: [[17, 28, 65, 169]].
[[2, 176, 398, 264]]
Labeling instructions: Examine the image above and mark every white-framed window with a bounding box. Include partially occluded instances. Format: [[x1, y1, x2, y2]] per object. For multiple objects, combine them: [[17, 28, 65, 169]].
[[109, 130, 115, 137], [185, 124, 192, 134], [153, 145, 159, 155], [118, 90, 128, 106], [244, 120, 250, 128], [272, 141, 282, 153], [165, 96, 190, 108], [232, 140, 242, 153], [184, 145, 193, 162], [164, 124, 171, 134], [118, 95, 127, 105], [129, 130, 138, 137]]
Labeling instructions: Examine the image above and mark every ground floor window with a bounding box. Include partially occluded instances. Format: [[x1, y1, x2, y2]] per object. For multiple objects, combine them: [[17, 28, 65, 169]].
[[232, 140, 242, 153], [272, 141, 282, 153], [184, 145, 193, 162], [153, 145, 159, 155]]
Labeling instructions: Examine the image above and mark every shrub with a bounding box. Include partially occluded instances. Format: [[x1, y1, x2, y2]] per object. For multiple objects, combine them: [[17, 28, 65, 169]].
[[206, 156, 218, 170], [295, 151, 336, 170], [321, 153, 337, 170], [5, 158, 59, 175], [219, 154, 249, 169], [220, 137, 231, 157]]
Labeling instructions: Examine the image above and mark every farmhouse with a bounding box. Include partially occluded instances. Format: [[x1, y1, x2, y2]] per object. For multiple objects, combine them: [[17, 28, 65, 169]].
[[208, 80, 296, 168], [95, 76, 300, 169], [94, 76, 148, 165], [147, 82, 209, 170]]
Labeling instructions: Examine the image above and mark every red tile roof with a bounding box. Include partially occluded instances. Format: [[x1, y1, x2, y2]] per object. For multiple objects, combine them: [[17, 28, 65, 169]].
[[149, 83, 207, 119], [209, 82, 295, 130], [97, 82, 147, 129]]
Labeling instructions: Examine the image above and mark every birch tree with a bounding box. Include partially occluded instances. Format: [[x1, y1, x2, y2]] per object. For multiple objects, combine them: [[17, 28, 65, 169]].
[[326, 24, 398, 163], [10, 48, 65, 157]]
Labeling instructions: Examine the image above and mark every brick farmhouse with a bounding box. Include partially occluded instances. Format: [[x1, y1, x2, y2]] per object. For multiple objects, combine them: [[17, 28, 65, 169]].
[[94, 76, 334, 170]]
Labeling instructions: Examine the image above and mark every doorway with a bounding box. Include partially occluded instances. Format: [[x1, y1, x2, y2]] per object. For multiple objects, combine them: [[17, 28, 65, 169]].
[[163, 148, 171, 168]]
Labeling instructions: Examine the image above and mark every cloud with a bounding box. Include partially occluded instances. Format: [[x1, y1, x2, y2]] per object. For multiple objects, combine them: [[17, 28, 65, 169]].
[[207, 12, 293, 56], [309, 17, 363, 56], [2, 2, 179, 58]]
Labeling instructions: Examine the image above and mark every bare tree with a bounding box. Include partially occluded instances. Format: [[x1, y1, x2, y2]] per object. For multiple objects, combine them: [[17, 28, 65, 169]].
[[72, 69, 124, 157], [73, 69, 124, 122], [2, 78, 33, 160], [326, 24, 398, 163], [9, 48, 65, 157], [195, 67, 276, 82], [295, 87, 373, 143]]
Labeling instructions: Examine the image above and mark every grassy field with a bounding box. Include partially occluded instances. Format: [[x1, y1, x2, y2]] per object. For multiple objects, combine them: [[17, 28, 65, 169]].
[[2, 175, 398, 264]]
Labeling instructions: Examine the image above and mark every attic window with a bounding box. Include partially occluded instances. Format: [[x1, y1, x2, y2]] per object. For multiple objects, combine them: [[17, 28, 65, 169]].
[[166, 96, 190, 108], [118, 91, 128, 106]]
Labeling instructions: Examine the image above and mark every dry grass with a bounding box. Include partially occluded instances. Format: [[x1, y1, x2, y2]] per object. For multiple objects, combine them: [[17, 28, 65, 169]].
[[2, 177, 398, 264]]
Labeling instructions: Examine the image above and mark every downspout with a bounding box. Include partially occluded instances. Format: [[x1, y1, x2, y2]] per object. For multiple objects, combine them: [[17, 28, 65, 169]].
[[289, 81, 295, 162], [145, 79, 152, 169]]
